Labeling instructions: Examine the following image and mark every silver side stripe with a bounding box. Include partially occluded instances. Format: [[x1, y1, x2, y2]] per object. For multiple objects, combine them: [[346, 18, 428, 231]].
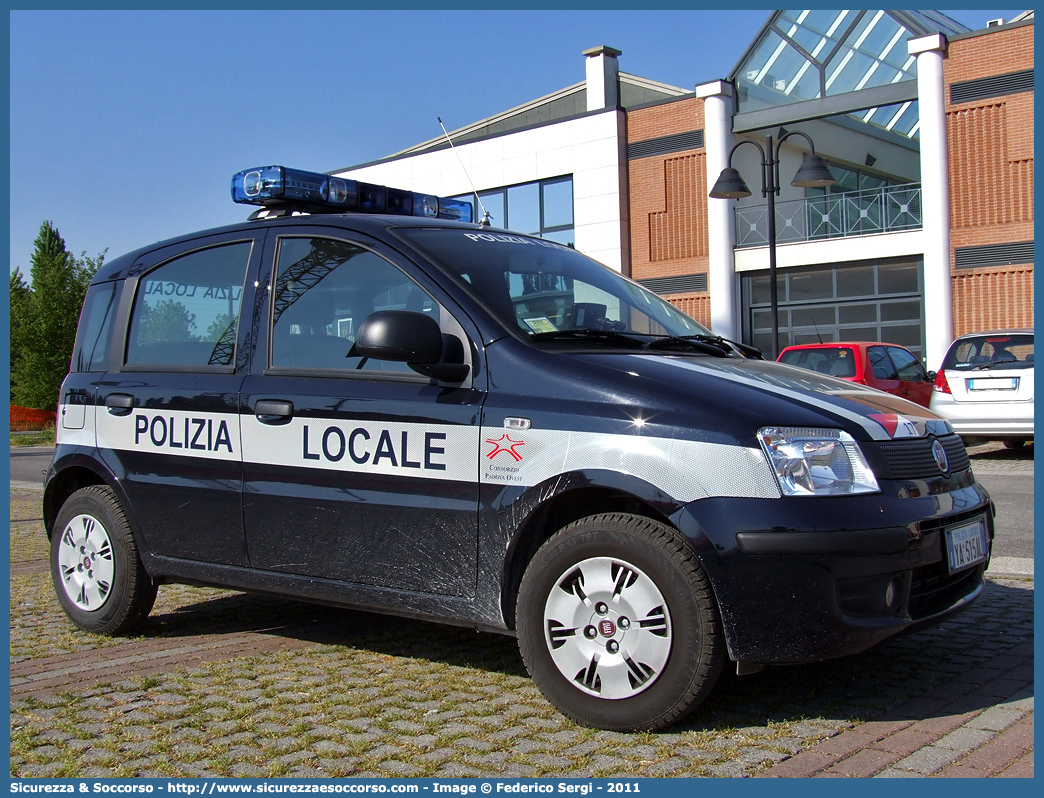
[[69, 405, 781, 503]]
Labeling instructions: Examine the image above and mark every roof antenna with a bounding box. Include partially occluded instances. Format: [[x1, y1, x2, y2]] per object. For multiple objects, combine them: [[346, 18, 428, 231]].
[[811, 312, 824, 344], [438, 116, 491, 227]]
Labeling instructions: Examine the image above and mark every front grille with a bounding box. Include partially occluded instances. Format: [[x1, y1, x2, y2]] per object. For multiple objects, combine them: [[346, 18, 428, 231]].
[[917, 507, 987, 535], [873, 435, 970, 480], [908, 560, 983, 620]]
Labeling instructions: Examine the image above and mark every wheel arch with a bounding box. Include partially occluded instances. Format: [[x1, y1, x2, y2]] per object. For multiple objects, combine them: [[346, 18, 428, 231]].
[[497, 470, 684, 630], [44, 456, 125, 539]]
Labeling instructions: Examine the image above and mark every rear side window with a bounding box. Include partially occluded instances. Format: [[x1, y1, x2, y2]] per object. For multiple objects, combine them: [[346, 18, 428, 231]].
[[126, 242, 252, 368], [73, 282, 117, 372], [780, 347, 856, 377]]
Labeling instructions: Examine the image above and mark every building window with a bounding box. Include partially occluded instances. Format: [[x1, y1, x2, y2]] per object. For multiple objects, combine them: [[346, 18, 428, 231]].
[[456, 176, 574, 246], [742, 257, 926, 360], [734, 10, 941, 114]]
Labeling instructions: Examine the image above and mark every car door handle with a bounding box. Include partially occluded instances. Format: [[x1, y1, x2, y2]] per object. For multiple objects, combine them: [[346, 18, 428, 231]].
[[254, 399, 294, 424], [105, 393, 136, 416]]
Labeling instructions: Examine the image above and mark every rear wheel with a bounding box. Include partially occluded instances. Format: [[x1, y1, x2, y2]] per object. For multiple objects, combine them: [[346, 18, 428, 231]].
[[516, 513, 724, 731], [50, 485, 157, 635]]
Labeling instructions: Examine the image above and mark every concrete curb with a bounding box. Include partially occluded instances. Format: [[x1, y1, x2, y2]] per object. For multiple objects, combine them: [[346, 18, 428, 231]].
[[988, 557, 1034, 577]]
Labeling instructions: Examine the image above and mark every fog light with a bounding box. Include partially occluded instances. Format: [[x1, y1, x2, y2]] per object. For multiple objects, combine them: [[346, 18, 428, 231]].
[[839, 574, 905, 617], [884, 580, 897, 611]]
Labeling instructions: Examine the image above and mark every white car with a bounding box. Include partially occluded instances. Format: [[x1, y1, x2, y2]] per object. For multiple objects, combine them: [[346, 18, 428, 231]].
[[930, 329, 1034, 448]]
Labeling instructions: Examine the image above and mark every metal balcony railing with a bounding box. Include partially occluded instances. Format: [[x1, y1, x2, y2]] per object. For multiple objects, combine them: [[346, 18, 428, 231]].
[[734, 183, 922, 247]]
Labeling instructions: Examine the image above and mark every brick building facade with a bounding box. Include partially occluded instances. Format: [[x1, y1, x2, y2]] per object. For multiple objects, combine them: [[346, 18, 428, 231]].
[[945, 23, 1034, 334]]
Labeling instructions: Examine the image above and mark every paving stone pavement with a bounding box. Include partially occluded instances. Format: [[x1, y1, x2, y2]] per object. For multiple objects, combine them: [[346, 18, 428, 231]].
[[9, 486, 1033, 778]]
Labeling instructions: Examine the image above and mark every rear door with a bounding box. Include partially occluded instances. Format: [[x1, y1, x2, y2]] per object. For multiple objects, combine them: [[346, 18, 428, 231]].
[[239, 226, 485, 597], [95, 231, 262, 565]]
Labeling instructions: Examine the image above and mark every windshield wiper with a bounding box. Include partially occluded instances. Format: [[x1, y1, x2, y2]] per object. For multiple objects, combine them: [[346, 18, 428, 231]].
[[644, 335, 730, 357], [974, 360, 1018, 371], [645, 334, 764, 359], [530, 329, 764, 359], [529, 329, 648, 349]]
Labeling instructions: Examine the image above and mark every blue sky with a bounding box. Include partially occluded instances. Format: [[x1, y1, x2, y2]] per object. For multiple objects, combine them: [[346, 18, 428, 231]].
[[8, 8, 1024, 277]]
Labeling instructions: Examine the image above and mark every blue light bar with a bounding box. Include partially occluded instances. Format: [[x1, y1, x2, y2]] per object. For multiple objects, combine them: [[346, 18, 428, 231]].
[[231, 166, 473, 222]]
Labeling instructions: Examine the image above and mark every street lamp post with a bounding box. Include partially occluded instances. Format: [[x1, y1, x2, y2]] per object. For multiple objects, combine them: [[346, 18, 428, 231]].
[[709, 130, 835, 359]]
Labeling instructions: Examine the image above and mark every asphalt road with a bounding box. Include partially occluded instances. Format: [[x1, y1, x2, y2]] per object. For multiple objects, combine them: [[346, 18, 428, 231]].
[[9, 445, 52, 487], [974, 471, 1034, 559], [11, 443, 1033, 561]]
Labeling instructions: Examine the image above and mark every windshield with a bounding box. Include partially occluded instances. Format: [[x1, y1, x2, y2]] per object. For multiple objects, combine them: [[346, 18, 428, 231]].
[[398, 229, 711, 341]]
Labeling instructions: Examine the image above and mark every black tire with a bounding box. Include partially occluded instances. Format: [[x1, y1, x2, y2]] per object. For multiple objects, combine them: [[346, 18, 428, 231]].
[[516, 513, 724, 731], [1003, 439, 1026, 450], [50, 485, 157, 635]]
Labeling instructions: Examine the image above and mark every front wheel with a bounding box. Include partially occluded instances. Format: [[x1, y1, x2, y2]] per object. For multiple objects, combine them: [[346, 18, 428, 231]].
[[50, 485, 157, 635], [516, 513, 724, 731]]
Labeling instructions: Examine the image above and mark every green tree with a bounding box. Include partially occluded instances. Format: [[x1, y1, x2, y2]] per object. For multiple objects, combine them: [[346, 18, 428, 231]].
[[205, 312, 235, 343], [138, 299, 198, 344], [10, 221, 103, 410], [9, 269, 32, 401]]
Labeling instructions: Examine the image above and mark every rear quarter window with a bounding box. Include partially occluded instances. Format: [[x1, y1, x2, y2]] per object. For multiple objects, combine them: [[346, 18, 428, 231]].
[[72, 282, 118, 372]]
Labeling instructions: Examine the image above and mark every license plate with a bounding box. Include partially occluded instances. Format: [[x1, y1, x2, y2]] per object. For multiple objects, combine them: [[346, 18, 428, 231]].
[[945, 517, 989, 573], [968, 377, 1017, 391]]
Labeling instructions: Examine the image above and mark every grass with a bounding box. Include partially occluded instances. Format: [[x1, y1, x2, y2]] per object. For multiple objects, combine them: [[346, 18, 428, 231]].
[[11, 428, 56, 447]]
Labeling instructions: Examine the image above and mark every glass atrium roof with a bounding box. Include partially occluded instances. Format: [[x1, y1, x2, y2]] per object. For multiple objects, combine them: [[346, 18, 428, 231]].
[[732, 10, 970, 138]]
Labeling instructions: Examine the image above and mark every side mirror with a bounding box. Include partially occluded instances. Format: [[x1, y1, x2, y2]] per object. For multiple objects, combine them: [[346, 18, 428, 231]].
[[355, 310, 470, 382], [926, 370, 937, 382]]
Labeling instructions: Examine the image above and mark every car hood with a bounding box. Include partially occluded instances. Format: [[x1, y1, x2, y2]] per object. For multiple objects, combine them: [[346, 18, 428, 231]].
[[582, 353, 951, 442]]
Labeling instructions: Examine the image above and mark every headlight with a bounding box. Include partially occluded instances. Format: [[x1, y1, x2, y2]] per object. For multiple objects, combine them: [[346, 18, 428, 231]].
[[758, 427, 879, 497]]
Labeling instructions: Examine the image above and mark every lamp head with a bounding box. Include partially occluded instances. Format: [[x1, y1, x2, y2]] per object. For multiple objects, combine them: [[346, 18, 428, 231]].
[[709, 167, 753, 199], [791, 152, 836, 188]]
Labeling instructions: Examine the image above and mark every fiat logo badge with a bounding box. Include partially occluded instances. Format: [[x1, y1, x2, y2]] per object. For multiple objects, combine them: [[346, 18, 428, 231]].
[[599, 619, 616, 638], [932, 439, 949, 473]]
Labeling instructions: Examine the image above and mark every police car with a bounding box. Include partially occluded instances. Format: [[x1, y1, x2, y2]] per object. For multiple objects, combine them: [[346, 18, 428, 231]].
[[46, 165, 994, 731]]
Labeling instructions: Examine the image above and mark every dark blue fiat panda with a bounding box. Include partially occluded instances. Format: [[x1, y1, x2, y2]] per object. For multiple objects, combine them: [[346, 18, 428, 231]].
[[46, 166, 993, 731]]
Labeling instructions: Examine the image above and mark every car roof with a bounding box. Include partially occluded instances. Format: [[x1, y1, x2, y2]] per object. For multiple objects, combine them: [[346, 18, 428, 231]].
[[779, 341, 902, 351], [92, 213, 496, 284], [954, 329, 1034, 339]]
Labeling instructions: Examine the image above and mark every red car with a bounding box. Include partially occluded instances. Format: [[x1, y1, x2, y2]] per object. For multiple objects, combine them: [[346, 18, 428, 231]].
[[777, 342, 935, 407]]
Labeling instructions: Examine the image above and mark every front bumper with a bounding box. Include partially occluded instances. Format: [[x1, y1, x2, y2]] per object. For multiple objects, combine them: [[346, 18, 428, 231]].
[[671, 475, 994, 664]]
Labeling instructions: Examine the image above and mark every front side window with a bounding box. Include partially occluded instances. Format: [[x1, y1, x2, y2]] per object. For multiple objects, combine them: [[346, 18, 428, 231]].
[[270, 237, 437, 373], [868, 346, 899, 380], [886, 346, 927, 380], [126, 242, 251, 368]]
